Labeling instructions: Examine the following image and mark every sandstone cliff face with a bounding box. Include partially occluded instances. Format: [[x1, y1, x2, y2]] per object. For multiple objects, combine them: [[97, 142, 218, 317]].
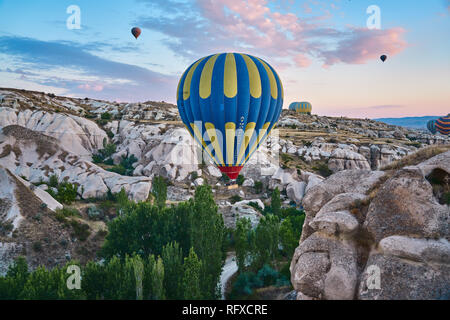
[[290, 150, 450, 300]]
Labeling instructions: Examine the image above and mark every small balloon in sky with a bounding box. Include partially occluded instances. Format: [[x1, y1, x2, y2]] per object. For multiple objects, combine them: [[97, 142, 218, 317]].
[[380, 55, 387, 62], [131, 27, 142, 39]]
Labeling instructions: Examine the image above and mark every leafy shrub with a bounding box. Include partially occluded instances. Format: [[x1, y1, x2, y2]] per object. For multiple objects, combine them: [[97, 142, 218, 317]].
[[93, 143, 117, 165], [108, 165, 126, 175], [106, 130, 114, 139], [92, 153, 104, 164], [221, 173, 230, 183], [104, 158, 114, 165], [87, 206, 102, 220], [107, 154, 137, 176], [70, 220, 90, 241], [190, 171, 199, 180], [55, 183, 78, 204], [254, 181, 263, 194], [56, 207, 80, 217], [248, 202, 263, 213], [48, 174, 59, 188], [101, 112, 112, 120], [236, 175, 245, 186], [152, 176, 167, 208], [280, 153, 293, 163], [96, 119, 108, 126], [229, 272, 262, 299], [313, 162, 333, 177], [32, 242, 42, 252], [230, 195, 242, 204], [256, 264, 279, 287]]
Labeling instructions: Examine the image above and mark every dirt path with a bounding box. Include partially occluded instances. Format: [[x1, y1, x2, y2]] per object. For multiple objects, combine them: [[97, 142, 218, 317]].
[[220, 252, 238, 300]]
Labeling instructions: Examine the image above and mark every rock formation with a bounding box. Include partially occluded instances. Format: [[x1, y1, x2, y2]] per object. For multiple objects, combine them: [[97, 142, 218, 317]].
[[290, 150, 450, 300]]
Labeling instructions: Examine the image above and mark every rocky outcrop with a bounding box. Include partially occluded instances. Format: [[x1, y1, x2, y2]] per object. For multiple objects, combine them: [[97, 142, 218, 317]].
[[0, 125, 151, 201], [291, 151, 450, 300], [328, 148, 371, 172], [0, 107, 107, 160]]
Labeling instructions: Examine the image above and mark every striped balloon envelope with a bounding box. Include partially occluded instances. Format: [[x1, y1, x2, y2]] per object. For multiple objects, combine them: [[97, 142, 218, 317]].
[[176, 53, 283, 180], [289, 102, 312, 114], [435, 115, 450, 135], [427, 120, 437, 134]]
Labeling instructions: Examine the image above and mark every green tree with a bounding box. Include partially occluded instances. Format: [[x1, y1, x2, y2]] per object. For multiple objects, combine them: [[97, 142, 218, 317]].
[[190, 185, 225, 299], [20, 266, 60, 300], [182, 247, 202, 300], [253, 214, 280, 270], [0, 257, 29, 299], [152, 176, 167, 208], [162, 242, 183, 299], [236, 175, 245, 186], [101, 112, 112, 120], [271, 187, 281, 217], [234, 218, 254, 272], [102, 256, 135, 299], [143, 255, 165, 300], [82, 261, 106, 299], [54, 182, 78, 205], [280, 214, 305, 257]]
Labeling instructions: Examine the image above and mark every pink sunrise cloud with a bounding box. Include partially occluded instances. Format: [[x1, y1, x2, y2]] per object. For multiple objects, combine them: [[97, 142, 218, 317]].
[[192, 0, 408, 70], [78, 83, 104, 92]]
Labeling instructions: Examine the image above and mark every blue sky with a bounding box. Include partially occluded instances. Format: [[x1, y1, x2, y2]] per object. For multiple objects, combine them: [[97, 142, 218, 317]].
[[0, 0, 449, 118]]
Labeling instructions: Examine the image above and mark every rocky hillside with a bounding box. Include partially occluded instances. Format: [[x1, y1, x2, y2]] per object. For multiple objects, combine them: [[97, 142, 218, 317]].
[[0, 87, 449, 278], [290, 148, 450, 300]]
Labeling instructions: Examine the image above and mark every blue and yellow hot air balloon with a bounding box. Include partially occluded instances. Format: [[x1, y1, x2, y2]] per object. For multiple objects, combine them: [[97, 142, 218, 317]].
[[176, 53, 283, 180], [435, 114, 450, 135], [289, 102, 312, 114]]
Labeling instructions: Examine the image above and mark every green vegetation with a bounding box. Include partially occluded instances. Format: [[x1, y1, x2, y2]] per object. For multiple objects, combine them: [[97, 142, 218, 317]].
[[182, 248, 202, 300], [229, 188, 305, 299], [46, 179, 79, 205], [152, 176, 167, 208], [312, 162, 333, 177], [92, 142, 117, 164], [1, 182, 304, 300], [101, 185, 225, 299], [0, 185, 226, 300], [229, 195, 242, 204], [236, 175, 245, 186], [228, 265, 289, 300], [271, 187, 281, 217], [101, 112, 112, 120], [107, 154, 138, 176], [70, 220, 91, 241], [55, 207, 80, 218], [254, 181, 263, 194]]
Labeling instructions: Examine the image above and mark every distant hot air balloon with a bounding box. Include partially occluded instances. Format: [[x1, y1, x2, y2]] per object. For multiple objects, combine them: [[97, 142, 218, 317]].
[[427, 120, 437, 134], [289, 102, 312, 114], [380, 55, 387, 62], [177, 53, 283, 181], [435, 114, 450, 135], [131, 27, 141, 39]]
